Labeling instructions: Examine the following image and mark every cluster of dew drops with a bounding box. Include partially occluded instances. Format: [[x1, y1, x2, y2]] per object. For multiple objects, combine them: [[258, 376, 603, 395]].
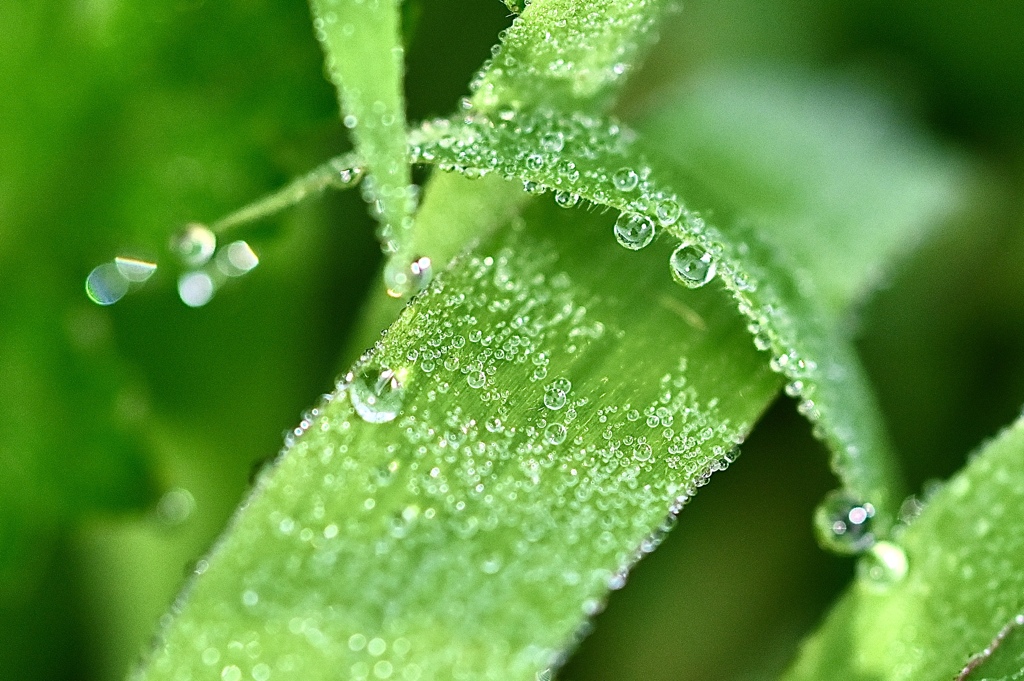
[[85, 223, 259, 307]]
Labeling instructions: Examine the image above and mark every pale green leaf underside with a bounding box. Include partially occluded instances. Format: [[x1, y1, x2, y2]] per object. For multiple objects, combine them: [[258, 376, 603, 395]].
[[784, 416, 1024, 681], [133, 200, 779, 681], [309, 0, 415, 290]]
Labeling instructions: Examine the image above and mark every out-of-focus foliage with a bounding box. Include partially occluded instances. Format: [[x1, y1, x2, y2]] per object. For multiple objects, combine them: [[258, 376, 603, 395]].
[[1, 0, 1022, 680]]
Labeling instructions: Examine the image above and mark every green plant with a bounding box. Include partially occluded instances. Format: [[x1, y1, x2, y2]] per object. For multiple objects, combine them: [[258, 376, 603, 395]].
[[3, 1, 1024, 680]]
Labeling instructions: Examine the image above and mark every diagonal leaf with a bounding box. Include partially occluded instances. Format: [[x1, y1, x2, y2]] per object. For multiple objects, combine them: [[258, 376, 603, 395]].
[[309, 0, 416, 295], [133, 198, 781, 681], [783, 414, 1024, 681]]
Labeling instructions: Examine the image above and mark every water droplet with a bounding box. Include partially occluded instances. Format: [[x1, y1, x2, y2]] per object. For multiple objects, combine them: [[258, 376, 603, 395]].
[[540, 131, 565, 153], [612, 167, 639, 192], [613, 212, 655, 250], [327, 157, 365, 188], [814, 490, 876, 555], [655, 198, 681, 226], [554, 191, 580, 209], [410, 256, 432, 291], [542, 378, 571, 409], [114, 256, 158, 283], [633, 443, 653, 461], [467, 370, 486, 389], [858, 540, 908, 590], [347, 365, 405, 423], [522, 180, 546, 195], [669, 243, 716, 288], [526, 154, 544, 171], [85, 263, 129, 306], [172, 223, 217, 267], [178, 271, 216, 307], [544, 422, 567, 445], [216, 241, 259, 277]]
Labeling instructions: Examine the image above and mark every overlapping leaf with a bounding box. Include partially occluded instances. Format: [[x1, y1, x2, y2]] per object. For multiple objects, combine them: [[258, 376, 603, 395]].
[[784, 415, 1024, 680]]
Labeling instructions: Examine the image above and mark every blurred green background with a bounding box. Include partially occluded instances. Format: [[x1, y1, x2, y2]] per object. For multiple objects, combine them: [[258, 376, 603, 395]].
[[1, 1, 1022, 679]]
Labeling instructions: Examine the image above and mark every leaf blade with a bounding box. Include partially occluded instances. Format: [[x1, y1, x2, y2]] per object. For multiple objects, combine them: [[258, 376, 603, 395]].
[[310, 0, 416, 293], [133, 197, 780, 681]]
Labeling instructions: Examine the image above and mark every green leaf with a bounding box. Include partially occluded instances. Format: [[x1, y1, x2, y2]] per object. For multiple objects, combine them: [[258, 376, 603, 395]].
[[133, 198, 781, 681], [310, 0, 416, 294], [341, 172, 531, 366], [471, 0, 673, 113], [783, 414, 1024, 681], [406, 100, 917, 523]]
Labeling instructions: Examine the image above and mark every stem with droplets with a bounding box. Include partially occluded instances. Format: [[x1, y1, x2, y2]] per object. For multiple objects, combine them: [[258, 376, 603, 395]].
[[210, 153, 364, 235]]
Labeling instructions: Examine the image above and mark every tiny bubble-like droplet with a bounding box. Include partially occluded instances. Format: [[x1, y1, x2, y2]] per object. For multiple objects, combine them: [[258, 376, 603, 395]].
[[554, 191, 580, 209], [669, 243, 716, 288], [544, 422, 568, 445], [655, 198, 681, 226], [346, 364, 405, 423], [540, 131, 565, 153], [857, 540, 908, 590], [814, 490, 876, 555], [85, 262, 129, 306], [612, 167, 639, 192], [613, 212, 655, 250]]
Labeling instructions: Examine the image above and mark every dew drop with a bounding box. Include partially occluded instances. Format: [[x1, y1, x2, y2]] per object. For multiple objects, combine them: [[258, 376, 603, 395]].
[[467, 371, 486, 389], [544, 422, 567, 445], [327, 157, 365, 188], [613, 212, 655, 250], [655, 198, 681, 226], [857, 540, 908, 590], [114, 256, 158, 283], [85, 262, 129, 306], [814, 490, 876, 555], [554, 191, 580, 209], [178, 271, 216, 307], [346, 365, 405, 423], [410, 256, 432, 291], [612, 167, 639, 192], [172, 223, 217, 267], [669, 243, 716, 288], [543, 378, 571, 408], [522, 180, 546, 195], [633, 443, 653, 461], [540, 131, 565, 153]]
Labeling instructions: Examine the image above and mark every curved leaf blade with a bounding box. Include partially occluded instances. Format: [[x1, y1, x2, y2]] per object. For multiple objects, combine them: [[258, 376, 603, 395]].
[[407, 103, 911, 522]]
